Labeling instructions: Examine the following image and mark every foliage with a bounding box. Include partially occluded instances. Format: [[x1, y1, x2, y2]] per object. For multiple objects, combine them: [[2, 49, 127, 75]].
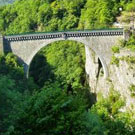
[[29, 54, 54, 87], [0, 0, 131, 34], [90, 88, 135, 135], [126, 44, 135, 51], [0, 54, 36, 135], [90, 86, 135, 135], [116, 34, 135, 51], [78, 0, 121, 29], [118, 38, 127, 47], [0, 53, 24, 77], [112, 45, 120, 53], [120, 56, 135, 64], [0, 75, 19, 133], [125, 34, 135, 51], [111, 55, 119, 66], [0, 0, 86, 34], [126, 34, 135, 45], [9, 82, 106, 135], [126, 0, 135, 12], [118, 0, 135, 30], [129, 84, 135, 97], [0, 53, 37, 91], [30, 41, 86, 92]]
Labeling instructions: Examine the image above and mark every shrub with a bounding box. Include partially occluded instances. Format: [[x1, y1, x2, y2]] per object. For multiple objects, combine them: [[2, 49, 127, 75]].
[[112, 46, 120, 53], [111, 56, 119, 66], [120, 56, 135, 64], [129, 84, 135, 97], [126, 45, 135, 51]]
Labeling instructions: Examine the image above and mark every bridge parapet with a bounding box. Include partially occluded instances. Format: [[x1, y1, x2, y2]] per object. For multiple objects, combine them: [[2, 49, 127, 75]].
[[4, 29, 124, 42]]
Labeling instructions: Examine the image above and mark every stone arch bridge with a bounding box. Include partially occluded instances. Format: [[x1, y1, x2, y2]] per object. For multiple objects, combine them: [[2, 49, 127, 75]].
[[0, 29, 125, 92]]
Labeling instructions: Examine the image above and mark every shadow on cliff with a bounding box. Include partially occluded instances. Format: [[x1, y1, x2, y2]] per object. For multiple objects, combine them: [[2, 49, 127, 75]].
[[29, 54, 55, 87]]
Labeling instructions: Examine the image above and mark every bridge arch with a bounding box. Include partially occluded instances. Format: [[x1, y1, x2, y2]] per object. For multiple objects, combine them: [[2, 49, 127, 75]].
[[4, 29, 124, 80], [27, 39, 108, 79]]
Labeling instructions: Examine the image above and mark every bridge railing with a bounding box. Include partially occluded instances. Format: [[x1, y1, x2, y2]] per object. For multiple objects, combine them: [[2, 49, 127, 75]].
[[5, 28, 123, 36], [4, 28, 124, 42]]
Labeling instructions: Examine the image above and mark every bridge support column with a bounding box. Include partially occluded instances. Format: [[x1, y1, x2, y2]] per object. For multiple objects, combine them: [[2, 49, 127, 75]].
[[85, 45, 99, 93], [0, 34, 4, 55]]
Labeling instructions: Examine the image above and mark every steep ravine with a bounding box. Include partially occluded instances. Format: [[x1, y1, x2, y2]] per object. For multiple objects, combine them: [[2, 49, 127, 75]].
[[86, 47, 135, 109]]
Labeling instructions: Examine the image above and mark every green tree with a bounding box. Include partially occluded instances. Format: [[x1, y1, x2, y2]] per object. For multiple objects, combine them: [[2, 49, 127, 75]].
[[10, 82, 106, 135], [79, 0, 116, 29], [90, 88, 135, 135], [30, 41, 86, 92], [0, 75, 25, 134]]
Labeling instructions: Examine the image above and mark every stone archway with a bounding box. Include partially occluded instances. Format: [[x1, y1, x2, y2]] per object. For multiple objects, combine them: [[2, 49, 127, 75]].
[[26, 39, 108, 82], [2, 29, 124, 100]]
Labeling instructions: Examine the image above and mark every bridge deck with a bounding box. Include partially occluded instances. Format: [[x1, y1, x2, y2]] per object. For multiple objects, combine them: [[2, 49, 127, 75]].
[[4, 28, 124, 42]]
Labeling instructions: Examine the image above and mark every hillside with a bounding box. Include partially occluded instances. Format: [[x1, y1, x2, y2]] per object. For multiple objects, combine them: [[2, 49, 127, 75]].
[[0, 0, 129, 35]]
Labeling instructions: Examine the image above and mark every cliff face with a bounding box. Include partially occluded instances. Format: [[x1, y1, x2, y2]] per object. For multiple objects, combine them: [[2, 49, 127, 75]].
[[109, 50, 135, 108], [85, 46, 135, 108]]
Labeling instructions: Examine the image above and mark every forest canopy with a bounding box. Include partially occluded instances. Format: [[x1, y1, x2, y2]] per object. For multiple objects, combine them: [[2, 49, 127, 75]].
[[0, 0, 132, 35]]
